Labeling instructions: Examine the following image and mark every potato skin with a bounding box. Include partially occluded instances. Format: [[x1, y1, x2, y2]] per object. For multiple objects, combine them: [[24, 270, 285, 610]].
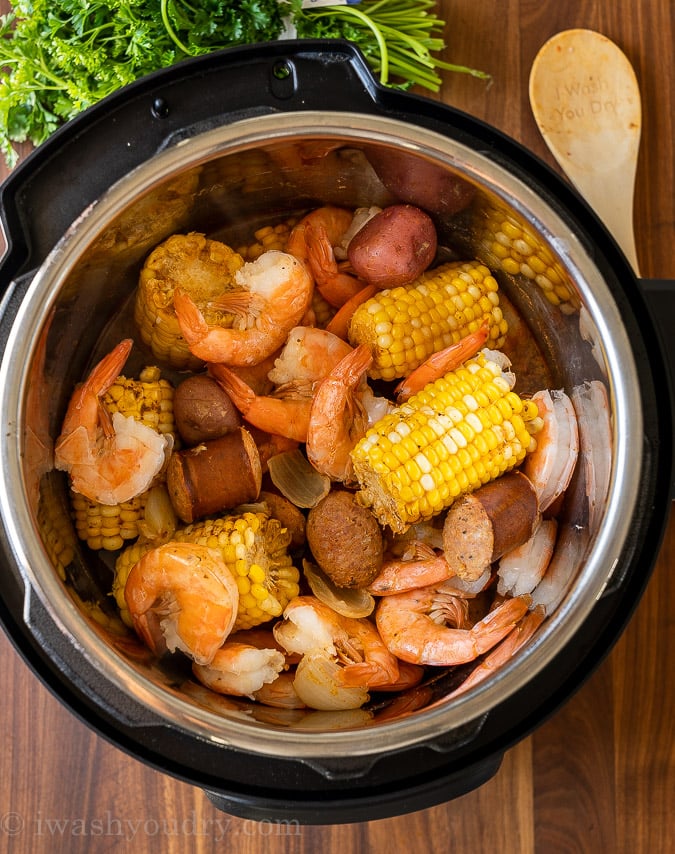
[[347, 205, 437, 289], [306, 490, 384, 588], [365, 148, 476, 216], [173, 374, 241, 445]]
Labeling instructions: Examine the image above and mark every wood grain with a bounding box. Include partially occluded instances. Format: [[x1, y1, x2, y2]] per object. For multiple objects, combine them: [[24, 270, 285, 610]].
[[0, 2, 673, 852]]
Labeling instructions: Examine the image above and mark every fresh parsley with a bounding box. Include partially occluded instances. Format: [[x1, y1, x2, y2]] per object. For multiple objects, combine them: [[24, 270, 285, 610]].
[[0, 0, 488, 167]]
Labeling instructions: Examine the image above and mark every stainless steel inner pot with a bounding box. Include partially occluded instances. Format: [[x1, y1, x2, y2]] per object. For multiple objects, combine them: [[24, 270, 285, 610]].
[[0, 43, 669, 823]]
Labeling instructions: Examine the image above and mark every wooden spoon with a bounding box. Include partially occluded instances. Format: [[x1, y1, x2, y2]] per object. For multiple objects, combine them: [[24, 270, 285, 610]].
[[529, 29, 642, 275]]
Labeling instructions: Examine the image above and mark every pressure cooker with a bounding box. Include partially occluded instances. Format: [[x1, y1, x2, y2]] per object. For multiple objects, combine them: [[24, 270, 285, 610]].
[[0, 42, 672, 824]]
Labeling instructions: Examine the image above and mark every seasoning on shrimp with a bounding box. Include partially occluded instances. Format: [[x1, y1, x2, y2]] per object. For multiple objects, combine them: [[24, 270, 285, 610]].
[[375, 583, 531, 666], [305, 343, 380, 482], [124, 542, 239, 666], [285, 206, 365, 307], [54, 339, 172, 506], [174, 250, 313, 366]]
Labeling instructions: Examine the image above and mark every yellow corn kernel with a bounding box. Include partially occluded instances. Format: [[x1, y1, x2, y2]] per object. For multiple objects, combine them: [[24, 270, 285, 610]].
[[310, 287, 338, 328], [71, 492, 149, 552], [134, 232, 244, 370], [351, 352, 539, 533], [37, 474, 77, 581], [236, 218, 298, 261], [477, 204, 580, 314], [348, 260, 507, 380]]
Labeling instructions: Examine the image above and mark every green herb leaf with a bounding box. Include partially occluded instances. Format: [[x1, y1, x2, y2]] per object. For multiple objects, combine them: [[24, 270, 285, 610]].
[[0, 0, 488, 168]]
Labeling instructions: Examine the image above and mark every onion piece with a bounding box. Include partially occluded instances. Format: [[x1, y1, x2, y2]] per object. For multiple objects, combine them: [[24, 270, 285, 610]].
[[303, 559, 375, 618], [267, 449, 330, 509], [137, 484, 177, 541], [293, 651, 369, 711]]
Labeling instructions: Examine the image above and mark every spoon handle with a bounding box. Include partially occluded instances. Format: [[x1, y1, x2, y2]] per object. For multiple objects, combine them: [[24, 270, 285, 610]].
[[566, 162, 641, 276]]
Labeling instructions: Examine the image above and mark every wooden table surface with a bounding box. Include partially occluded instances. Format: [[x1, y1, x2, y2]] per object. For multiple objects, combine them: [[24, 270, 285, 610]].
[[1, 1, 673, 852]]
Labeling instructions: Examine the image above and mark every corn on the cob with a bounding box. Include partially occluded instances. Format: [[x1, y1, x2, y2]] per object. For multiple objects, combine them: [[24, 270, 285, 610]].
[[203, 148, 274, 195], [71, 366, 177, 552], [350, 352, 539, 533], [113, 511, 300, 633], [72, 492, 149, 552], [102, 365, 176, 440], [134, 232, 244, 370], [38, 473, 77, 581], [348, 261, 508, 381], [476, 204, 579, 314]]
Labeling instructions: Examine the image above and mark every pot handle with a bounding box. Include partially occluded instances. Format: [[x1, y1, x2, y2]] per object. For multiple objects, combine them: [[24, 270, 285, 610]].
[[202, 751, 503, 824], [640, 278, 675, 501]]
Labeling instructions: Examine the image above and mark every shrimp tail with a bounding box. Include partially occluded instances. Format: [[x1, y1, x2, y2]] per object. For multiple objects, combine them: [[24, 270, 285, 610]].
[[173, 288, 209, 348], [368, 546, 453, 595], [305, 222, 366, 308], [326, 284, 378, 340], [209, 362, 256, 413], [395, 321, 489, 402], [334, 342, 373, 385], [64, 338, 133, 422], [338, 661, 397, 689], [472, 595, 532, 656]]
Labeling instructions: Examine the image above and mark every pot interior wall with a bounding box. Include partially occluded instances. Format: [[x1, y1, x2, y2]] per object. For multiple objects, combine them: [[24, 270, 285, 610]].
[[19, 123, 620, 743]]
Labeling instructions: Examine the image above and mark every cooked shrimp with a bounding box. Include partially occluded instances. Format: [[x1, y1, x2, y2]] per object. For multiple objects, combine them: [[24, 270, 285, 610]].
[[286, 206, 365, 307], [192, 641, 285, 698], [522, 388, 579, 512], [253, 670, 307, 709], [571, 380, 612, 535], [394, 322, 490, 402], [305, 344, 373, 481], [273, 596, 400, 689], [209, 363, 313, 443], [325, 284, 378, 340], [368, 541, 456, 595], [286, 206, 353, 266], [305, 221, 367, 307], [375, 584, 531, 666], [530, 520, 590, 615], [173, 250, 313, 366], [208, 326, 354, 442], [267, 326, 354, 389], [497, 519, 557, 598], [124, 542, 239, 666], [448, 606, 546, 697], [54, 339, 171, 505], [370, 660, 425, 692]]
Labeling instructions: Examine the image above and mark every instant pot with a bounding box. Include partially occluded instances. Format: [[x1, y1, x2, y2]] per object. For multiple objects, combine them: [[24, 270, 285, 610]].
[[0, 42, 673, 824]]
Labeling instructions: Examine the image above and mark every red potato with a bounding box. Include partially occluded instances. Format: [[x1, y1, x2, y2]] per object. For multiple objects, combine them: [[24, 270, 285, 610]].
[[173, 374, 241, 445], [347, 205, 437, 289], [365, 148, 476, 217]]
